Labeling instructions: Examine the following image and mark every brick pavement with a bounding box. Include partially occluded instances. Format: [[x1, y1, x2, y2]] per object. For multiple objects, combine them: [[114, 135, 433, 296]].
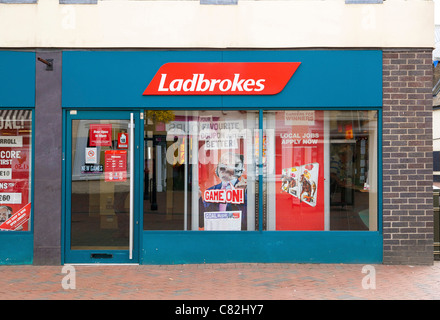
[[0, 262, 439, 300]]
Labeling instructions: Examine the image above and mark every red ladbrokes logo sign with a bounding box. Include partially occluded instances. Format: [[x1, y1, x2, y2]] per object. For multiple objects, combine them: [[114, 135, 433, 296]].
[[143, 62, 301, 95]]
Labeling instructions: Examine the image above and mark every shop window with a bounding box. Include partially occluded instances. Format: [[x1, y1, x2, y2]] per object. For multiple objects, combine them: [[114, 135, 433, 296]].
[[264, 110, 378, 231], [143, 110, 259, 231], [0, 110, 32, 232], [142, 109, 378, 232], [345, 0, 383, 4], [59, 0, 97, 3], [434, 151, 440, 183], [200, 0, 238, 5], [0, 0, 37, 3]]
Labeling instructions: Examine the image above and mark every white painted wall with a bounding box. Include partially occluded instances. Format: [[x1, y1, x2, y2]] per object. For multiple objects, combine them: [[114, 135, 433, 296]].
[[434, 0, 440, 60], [0, 0, 434, 48], [435, 0, 440, 24]]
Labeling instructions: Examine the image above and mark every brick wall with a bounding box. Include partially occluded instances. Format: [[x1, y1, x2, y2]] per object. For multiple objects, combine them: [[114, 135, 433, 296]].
[[382, 49, 434, 265]]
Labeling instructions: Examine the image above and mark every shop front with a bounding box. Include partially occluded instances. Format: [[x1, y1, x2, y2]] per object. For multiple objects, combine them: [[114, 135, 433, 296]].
[[0, 51, 35, 265], [62, 49, 383, 264]]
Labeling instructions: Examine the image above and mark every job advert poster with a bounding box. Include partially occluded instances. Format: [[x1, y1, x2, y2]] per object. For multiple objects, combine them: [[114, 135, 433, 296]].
[[275, 111, 325, 230]]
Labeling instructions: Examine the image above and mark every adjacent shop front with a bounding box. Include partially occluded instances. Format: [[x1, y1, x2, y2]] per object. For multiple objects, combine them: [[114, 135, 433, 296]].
[[0, 51, 35, 264], [61, 50, 383, 264]]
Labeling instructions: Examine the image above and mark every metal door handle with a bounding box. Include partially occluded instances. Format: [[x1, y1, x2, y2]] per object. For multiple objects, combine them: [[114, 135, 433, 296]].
[[129, 113, 134, 260]]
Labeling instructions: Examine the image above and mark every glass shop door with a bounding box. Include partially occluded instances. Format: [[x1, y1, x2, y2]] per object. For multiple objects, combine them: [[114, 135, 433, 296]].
[[64, 110, 141, 263]]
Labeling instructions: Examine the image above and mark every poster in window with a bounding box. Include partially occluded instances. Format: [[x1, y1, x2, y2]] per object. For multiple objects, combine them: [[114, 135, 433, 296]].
[[104, 150, 127, 182], [276, 111, 325, 230], [198, 117, 248, 231], [117, 132, 129, 149], [89, 124, 112, 147], [0, 110, 32, 231]]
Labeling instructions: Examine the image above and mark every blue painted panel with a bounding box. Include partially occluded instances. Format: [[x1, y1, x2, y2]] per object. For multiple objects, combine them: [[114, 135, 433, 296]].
[[0, 233, 33, 265], [0, 52, 35, 264], [62, 51, 223, 108], [141, 231, 383, 265], [222, 50, 383, 108], [62, 50, 382, 109], [0, 51, 35, 107]]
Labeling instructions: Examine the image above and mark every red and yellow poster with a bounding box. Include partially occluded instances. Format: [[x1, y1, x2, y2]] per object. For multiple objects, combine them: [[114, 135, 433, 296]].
[[275, 111, 325, 230], [0, 111, 32, 231], [0, 202, 31, 231], [198, 117, 248, 231]]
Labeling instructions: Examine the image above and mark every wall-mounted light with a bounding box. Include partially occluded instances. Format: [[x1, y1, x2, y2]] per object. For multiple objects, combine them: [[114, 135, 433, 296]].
[[37, 57, 53, 71]]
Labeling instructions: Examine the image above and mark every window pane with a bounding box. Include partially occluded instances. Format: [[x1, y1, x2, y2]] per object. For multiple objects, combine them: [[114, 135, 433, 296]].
[[143, 110, 259, 231], [0, 110, 32, 232], [71, 119, 131, 250], [0, 1, 37, 3], [59, 0, 97, 4], [264, 110, 378, 231]]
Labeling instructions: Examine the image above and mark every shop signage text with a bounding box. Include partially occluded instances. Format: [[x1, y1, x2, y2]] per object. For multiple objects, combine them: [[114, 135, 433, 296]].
[[143, 62, 301, 95]]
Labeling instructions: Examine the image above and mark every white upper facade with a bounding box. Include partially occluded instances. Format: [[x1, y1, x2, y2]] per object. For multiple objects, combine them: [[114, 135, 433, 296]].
[[434, 0, 440, 59], [0, 0, 434, 48]]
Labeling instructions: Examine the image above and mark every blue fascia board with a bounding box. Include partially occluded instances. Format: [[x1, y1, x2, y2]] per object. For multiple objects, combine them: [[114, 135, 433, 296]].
[[62, 50, 382, 109], [0, 51, 35, 108], [141, 231, 383, 265]]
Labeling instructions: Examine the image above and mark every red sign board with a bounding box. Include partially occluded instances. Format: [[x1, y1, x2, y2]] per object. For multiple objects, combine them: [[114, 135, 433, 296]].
[[90, 124, 112, 147], [104, 150, 127, 182], [0, 202, 31, 231], [117, 132, 128, 149], [143, 62, 301, 96]]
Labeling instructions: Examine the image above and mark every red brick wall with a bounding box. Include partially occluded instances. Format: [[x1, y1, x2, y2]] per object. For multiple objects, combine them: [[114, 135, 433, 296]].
[[382, 49, 434, 265]]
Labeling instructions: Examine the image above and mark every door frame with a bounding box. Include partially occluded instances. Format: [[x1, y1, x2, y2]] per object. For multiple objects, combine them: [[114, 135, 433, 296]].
[[63, 110, 142, 264]]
